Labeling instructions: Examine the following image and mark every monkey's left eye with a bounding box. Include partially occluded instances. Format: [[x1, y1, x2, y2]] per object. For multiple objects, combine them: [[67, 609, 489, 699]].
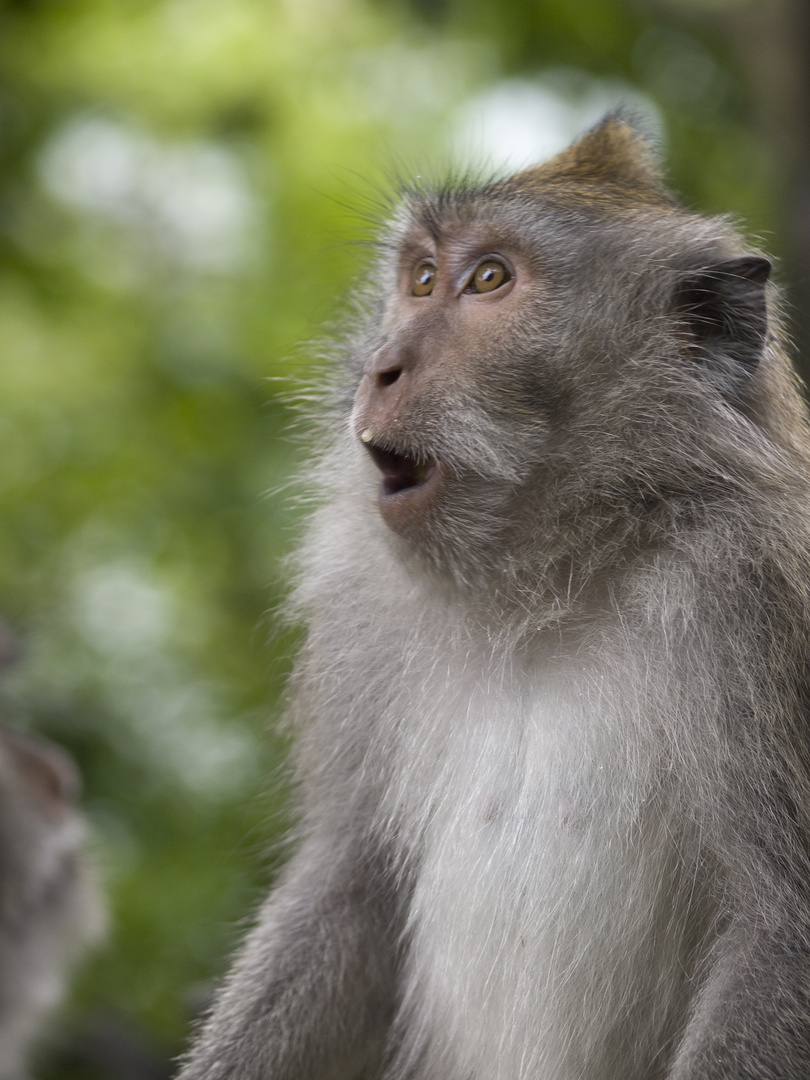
[[468, 259, 510, 294], [411, 263, 436, 296]]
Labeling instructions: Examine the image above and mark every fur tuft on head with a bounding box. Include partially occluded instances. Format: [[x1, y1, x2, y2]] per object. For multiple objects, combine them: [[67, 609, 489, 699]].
[[511, 114, 677, 211]]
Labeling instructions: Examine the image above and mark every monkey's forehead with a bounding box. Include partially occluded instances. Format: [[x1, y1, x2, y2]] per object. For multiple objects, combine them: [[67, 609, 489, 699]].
[[384, 189, 697, 264], [393, 115, 681, 235], [383, 179, 746, 283], [394, 175, 682, 239]]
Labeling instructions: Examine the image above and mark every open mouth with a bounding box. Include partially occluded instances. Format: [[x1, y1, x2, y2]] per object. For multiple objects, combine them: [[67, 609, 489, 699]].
[[364, 442, 439, 498]]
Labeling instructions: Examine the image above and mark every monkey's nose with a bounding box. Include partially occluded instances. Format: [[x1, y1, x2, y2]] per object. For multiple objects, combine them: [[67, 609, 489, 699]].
[[352, 357, 409, 444], [365, 338, 414, 386]]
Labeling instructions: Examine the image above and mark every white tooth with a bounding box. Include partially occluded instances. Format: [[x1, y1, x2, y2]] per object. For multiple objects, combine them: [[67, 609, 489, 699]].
[[360, 429, 373, 444]]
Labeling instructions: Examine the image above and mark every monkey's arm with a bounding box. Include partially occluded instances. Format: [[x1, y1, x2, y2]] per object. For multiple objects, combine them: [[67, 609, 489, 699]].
[[177, 831, 400, 1080], [669, 919, 810, 1077]]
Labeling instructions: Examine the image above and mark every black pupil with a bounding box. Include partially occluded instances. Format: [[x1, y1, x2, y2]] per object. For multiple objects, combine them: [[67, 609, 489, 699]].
[[419, 270, 432, 285], [481, 267, 495, 282]]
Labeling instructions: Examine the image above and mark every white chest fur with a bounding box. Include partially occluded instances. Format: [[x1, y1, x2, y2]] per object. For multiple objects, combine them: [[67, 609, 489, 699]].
[[381, 645, 701, 1080]]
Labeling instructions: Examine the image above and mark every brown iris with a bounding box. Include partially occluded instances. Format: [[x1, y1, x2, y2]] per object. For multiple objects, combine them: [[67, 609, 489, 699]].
[[471, 259, 509, 293], [412, 262, 436, 296]]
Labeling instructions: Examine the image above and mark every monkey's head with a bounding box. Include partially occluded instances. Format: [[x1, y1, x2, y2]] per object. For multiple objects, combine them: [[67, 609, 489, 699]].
[[347, 116, 796, 587]]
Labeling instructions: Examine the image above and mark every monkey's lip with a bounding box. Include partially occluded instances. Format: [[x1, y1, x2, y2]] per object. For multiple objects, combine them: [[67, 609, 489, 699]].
[[364, 443, 440, 499]]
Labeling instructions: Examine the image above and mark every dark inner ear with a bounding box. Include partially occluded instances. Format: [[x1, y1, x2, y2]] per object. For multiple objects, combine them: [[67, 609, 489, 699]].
[[675, 256, 771, 376]]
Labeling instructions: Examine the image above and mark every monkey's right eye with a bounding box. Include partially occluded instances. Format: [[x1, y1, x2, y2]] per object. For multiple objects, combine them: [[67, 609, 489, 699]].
[[411, 263, 436, 296]]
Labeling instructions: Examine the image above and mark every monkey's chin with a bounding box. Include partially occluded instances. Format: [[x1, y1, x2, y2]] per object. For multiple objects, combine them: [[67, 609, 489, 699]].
[[363, 443, 442, 530]]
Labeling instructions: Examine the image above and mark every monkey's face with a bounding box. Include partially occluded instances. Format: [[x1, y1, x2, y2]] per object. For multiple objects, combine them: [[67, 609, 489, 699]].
[[347, 178, 773, 583], [350, 215, 556, 547]]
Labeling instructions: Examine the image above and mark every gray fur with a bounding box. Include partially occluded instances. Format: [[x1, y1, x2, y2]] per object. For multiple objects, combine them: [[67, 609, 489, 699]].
[[0, 727, 103, 1080], [179, 119, 810, 1079]]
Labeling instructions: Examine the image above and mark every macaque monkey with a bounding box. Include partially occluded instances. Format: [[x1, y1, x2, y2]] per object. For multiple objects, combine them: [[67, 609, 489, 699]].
[[179, 116, 810, 1079], [0, 726, 103, 1079]]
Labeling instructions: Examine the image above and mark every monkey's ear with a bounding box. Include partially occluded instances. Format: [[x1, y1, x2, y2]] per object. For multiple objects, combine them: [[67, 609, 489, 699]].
[[675, 256, 771, 378]]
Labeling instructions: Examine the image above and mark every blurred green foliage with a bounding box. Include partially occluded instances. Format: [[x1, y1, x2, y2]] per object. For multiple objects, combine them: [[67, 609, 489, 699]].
[[0, 0, 793, 1075]]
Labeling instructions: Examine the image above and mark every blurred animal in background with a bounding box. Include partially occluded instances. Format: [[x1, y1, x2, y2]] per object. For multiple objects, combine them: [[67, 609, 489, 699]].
[[0, 628, 103, 1079], [180, 117, 810, 1079]]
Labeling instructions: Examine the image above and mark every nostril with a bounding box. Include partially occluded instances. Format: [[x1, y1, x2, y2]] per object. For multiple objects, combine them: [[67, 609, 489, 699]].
[[377, 368, 402, 388]]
